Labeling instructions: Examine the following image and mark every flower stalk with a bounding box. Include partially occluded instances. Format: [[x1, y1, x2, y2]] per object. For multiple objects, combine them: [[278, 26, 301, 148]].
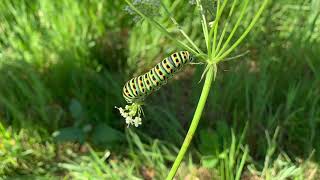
[[166, 64, 215, 180]]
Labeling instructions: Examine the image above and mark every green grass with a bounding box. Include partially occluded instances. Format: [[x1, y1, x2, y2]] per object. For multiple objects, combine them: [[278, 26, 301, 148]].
[[0, 0, 319, 179]]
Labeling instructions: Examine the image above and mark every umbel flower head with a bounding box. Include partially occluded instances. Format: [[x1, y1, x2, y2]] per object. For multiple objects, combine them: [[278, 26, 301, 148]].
[[115, 103, 143, 127]]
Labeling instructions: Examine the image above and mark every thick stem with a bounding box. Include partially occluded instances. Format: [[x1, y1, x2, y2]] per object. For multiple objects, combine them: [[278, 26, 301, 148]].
[[166, 66, 215, 180]]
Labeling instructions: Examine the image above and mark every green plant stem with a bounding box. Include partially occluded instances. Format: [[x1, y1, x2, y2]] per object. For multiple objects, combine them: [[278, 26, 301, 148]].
[[166, 65, 215, 180]]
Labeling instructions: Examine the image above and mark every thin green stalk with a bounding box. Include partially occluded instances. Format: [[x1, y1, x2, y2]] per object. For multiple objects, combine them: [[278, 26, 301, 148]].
[[160, 2, 202, 54], [215, 0, 238, 54], [228, 0, 238, 17], [216, 0, 269, 62], [212, 19, 219, 57], [166, 65, 215, 180], [195, 0, 209, 51], [212, 0, 229, 57], [215, 21, 227, 53], [208, 0, 229, 58], [215, 0, 249, 58], [125, 0, 198, 55], [208, 0, 220, 58]]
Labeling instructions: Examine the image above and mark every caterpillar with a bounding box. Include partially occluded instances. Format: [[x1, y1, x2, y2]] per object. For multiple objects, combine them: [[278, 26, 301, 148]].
[[122, 51, 193, 103], [116, 51, 193, 127]]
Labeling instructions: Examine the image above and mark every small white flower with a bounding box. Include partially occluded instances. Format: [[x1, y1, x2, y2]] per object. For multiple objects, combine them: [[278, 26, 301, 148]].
[[133, 117, 142, 127], [116, 104, 143, 127], [119, 108, 125, 115], [123, 112, 129, 118], [125, 116, 133, 125]]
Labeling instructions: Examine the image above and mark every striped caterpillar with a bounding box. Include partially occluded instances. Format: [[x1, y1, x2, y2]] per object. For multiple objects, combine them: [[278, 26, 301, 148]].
[[123, 51, 193, 103], [116, 51, 193, 127]]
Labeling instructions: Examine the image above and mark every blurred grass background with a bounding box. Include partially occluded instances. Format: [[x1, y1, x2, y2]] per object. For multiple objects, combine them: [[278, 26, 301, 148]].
[[0, 0, 319, 179]]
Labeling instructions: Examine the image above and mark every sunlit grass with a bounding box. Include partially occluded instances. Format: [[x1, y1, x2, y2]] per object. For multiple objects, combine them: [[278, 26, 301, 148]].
[[0, 0, 319, 179]]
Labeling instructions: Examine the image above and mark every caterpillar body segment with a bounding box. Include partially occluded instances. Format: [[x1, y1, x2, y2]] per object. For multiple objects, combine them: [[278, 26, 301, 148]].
[[123, 51, 193, 103]]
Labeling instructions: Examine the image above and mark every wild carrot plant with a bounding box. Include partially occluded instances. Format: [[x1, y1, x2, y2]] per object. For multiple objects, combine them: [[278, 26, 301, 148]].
[[124, 0, 269, 179]]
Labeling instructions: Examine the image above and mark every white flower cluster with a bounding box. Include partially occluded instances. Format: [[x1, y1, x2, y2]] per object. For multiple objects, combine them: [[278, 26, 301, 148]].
[[115, 104, 142, 127]]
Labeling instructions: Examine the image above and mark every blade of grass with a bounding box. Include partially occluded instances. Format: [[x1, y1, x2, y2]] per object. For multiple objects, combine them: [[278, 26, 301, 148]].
[[235, 122, 248, 156], [235, 145, 249, 180], [229, 129, 236, 180]]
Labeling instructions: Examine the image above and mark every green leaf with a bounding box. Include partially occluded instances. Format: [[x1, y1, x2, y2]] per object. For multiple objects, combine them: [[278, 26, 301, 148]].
[[91, 123, 124, 146], [52, 127, 85, 143], [202, 155, 219, 168], [69, 98, 83, 121], [199, 129, 219, 155]]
